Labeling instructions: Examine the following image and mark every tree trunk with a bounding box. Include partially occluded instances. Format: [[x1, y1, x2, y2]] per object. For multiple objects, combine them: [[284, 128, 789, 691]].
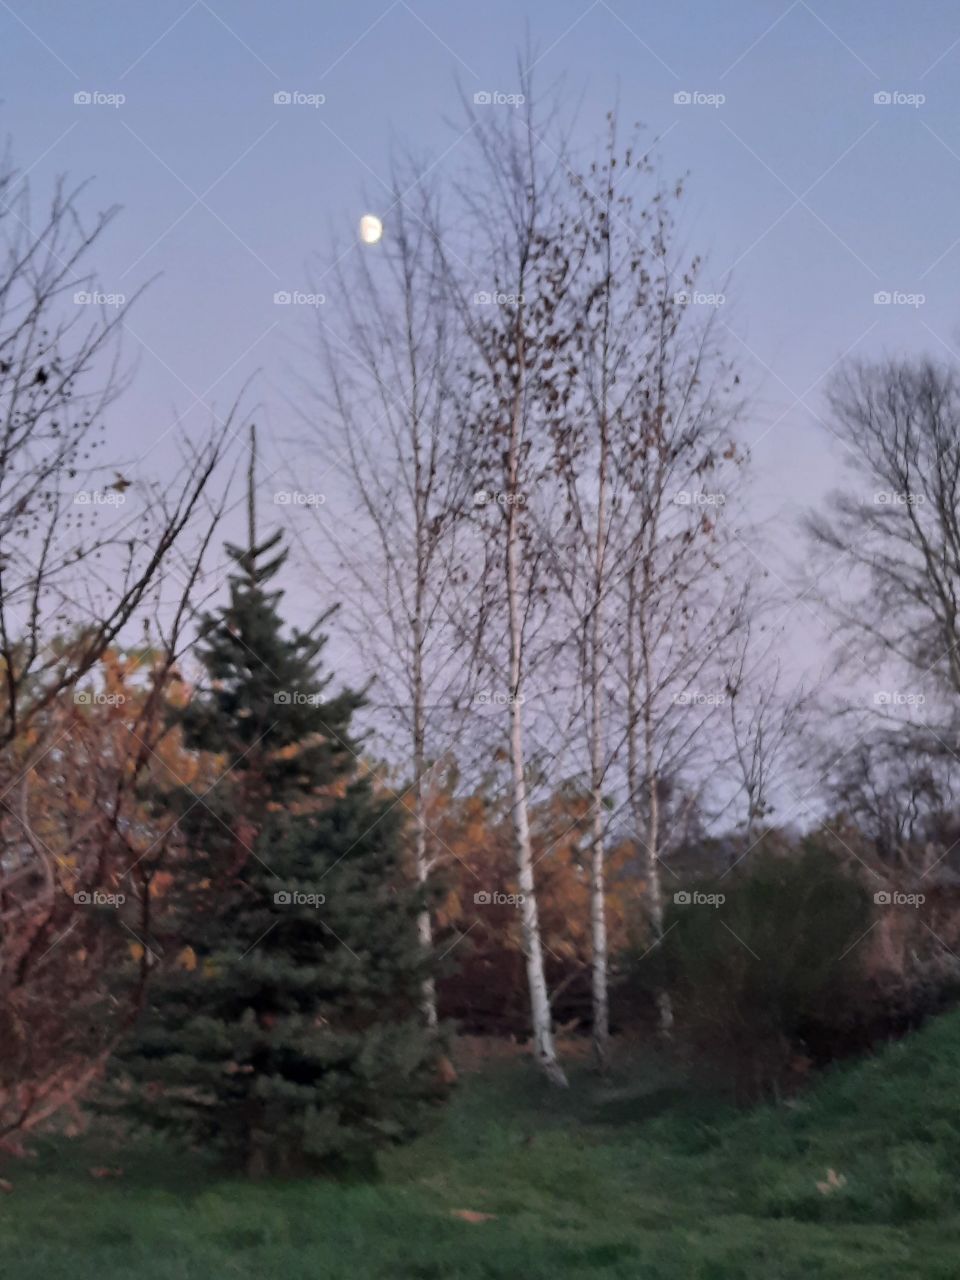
[[414, 818, 438, 1029], [589, 792, 609, 1065], [589, 417, 610, 1070], [507, 662, 567, 1087], [644, 738, 673, 1035], [505, 387, 567, 1088], [412, 601, 438, 1029], [626, 567, 673, 1035]]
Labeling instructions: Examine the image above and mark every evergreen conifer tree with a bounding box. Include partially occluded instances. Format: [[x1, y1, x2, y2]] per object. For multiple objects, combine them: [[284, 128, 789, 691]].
[[117, 440, 445, 1175]]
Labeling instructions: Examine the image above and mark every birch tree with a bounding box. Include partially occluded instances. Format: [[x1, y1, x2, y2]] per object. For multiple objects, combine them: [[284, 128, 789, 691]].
[[547, 120, 714, 1065], [429, 84, 581, 1085], [301, 176, 476, 1026], [544, 121, 747, 1045], [612, 269, 745, 1032]]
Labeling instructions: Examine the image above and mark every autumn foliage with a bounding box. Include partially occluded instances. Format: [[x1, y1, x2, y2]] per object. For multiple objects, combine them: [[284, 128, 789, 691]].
[[423, 769, 638, 1035]]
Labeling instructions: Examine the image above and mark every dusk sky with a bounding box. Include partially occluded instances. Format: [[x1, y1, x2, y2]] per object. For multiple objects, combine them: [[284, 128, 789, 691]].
[[8, 11, 960, 1244], [4, 0, 959, 585]]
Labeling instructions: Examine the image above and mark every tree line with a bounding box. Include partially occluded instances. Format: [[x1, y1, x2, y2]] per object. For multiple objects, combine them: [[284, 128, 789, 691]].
[[2, 84, 960, 1167]]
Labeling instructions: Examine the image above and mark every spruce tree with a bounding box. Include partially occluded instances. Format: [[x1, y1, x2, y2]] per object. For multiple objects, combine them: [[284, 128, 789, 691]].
[[117, 473, 445, 1175]]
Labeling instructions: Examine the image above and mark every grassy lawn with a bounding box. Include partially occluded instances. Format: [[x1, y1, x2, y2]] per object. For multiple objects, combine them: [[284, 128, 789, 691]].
[[3, 1015, 960, 1278]]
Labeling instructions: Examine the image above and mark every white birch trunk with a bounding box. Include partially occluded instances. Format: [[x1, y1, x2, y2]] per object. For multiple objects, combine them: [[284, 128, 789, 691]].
[[414, 804, 438, 1029], [589, 419, 610, 1069], [505, 382, 567, 1088], [412, 566, 438, 1029], [626, 565, 674, 1034]]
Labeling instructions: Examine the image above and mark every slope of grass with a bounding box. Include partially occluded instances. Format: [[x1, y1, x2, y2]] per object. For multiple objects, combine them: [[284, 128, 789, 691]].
[[3, 1015, 960, 1278]]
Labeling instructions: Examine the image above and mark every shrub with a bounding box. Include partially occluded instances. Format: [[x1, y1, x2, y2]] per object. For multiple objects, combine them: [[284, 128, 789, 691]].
[[628, 844, 872, 1100]]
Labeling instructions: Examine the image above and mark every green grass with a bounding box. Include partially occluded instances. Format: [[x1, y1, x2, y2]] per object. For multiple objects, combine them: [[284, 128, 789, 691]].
[[4, 1014, 960, 1278]]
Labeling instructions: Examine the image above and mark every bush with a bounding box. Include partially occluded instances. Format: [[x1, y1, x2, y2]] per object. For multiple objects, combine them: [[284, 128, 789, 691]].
[[628, 844, 872, 1100]]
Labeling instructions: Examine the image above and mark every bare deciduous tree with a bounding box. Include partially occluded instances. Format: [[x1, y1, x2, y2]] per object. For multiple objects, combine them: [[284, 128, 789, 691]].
[[300, 174, 477, 1027], [726, 613, 811, 856], [612, 279, 745, 1033], [0, 155, 234, 1146], [0, 158, 233, 747], [430, 79, 581, 1085], [806, 357, 960, 704], [546, 121, 697, 1066]]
